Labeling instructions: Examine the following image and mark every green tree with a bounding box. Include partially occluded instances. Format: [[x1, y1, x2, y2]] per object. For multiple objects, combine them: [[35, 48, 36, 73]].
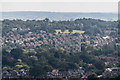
[[10, 48, 23, 59], [87, 73, 98, 80]]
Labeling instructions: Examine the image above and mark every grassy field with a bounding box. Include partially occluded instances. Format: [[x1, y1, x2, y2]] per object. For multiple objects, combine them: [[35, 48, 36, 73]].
[[55, 30, 85, 34], [71, 30, 85, 34]]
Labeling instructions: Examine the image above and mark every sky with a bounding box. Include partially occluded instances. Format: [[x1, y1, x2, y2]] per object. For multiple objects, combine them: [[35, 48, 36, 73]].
[[0, 1, 118, 13]]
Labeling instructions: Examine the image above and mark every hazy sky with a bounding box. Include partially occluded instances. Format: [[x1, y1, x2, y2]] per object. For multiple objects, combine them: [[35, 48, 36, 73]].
[[1, 2, 118, 13]]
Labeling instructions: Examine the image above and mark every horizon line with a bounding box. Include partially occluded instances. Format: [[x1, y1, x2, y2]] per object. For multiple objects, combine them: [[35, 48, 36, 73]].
[[0, 11, 118, 14]]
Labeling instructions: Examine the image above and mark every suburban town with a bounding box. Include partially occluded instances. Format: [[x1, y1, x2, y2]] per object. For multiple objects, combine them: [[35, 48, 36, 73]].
[[2, 26, 120, 79], [1, 1, 119, 79], [2, 28, 118, 52], [1, 18, 120, 79]]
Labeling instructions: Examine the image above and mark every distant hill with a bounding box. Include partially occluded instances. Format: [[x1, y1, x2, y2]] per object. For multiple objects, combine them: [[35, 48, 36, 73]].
[[1, 11, 117, 21]]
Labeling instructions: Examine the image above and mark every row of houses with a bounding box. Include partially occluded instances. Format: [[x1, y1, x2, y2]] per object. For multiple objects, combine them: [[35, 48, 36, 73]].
[[2, 27, 117, 52]]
